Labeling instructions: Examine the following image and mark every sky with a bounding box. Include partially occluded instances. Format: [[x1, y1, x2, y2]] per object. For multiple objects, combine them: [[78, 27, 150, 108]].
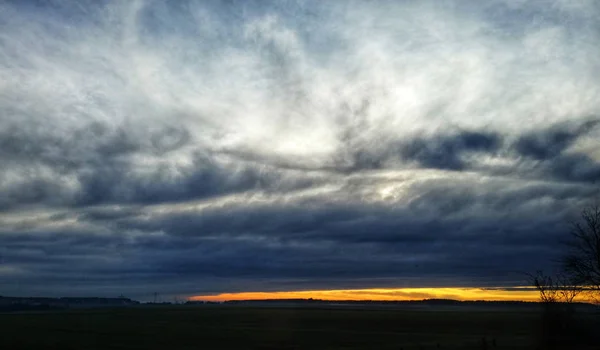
[[0, 0, 599, 301]]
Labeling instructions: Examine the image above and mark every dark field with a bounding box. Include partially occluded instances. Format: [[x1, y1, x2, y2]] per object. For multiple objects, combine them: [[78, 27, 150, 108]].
[[0, 305, 597, 350]]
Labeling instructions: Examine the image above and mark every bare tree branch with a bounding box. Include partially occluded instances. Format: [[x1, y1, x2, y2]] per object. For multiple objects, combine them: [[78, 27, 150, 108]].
[[562, 205, 600, 296]]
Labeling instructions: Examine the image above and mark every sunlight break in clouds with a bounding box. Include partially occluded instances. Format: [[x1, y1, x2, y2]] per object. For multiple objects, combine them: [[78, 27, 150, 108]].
[[0, 0, 599, 300], [191, 287, 541, 303]]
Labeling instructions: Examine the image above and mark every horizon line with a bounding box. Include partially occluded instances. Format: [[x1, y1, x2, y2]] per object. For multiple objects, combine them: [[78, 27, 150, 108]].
[[189, 287, 544, 303]]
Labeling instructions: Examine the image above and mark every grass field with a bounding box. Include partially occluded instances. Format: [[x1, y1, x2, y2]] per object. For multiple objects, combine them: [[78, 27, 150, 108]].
[[0, 304, 595, 349]]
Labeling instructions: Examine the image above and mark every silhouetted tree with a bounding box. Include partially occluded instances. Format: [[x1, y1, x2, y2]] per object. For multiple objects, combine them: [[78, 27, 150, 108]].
[[530, 271, 582, 304], [530, 204, 600, 349], [562, 204, 600, 302]]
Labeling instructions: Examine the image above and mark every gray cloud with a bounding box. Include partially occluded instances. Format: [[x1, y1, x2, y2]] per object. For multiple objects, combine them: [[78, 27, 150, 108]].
[[400, 130, 503, 170], [1, 0, 599, 298], [511, 120, 600, 183], [2, 175, 589, 298], [513, 120, 598, 160]]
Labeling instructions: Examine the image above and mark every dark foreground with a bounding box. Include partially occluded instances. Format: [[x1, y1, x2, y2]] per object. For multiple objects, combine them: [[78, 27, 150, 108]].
[[0, 304, 598, 350]]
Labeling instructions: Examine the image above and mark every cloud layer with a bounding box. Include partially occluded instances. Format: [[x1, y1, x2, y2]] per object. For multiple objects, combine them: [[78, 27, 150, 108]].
[[1, 0, 599, 299]]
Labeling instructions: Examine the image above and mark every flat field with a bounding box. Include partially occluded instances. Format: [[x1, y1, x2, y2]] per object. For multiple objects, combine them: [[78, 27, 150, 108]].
[[0, 304, 595, 349]]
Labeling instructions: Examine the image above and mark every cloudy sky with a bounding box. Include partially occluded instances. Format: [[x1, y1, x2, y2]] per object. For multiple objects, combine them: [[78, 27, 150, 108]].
[[1, 0, 599, 301]]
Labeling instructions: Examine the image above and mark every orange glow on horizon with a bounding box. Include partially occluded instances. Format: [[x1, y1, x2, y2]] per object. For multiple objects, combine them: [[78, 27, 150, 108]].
[[190, 287, 541, 303]]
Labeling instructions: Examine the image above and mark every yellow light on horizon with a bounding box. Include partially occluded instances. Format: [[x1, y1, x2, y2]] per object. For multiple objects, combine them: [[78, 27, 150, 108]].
[[190, 287, 541, 303]]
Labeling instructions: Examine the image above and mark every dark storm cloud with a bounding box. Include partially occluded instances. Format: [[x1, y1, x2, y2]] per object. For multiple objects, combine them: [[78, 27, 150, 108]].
[[73, 153, 314, 206], [77, 207, 144, 222], [0, 122, 136, 168], [0, 120, 319, 210], [543, 154, 600, 183], [514, 120, 598, 160], [2, 189, 592, 299], [341, 121, 600, 184], [512, 120, 600, 183], [1, 122, 597, 297], [331, 129, 503, 173], [114, 179, 582, 249], [399, 130, 502, 170], [1, 180, 576, 298]]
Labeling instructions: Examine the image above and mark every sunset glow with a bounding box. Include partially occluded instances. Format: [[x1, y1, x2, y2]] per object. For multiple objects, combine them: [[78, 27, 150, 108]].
[[191, 287, 540, 303]]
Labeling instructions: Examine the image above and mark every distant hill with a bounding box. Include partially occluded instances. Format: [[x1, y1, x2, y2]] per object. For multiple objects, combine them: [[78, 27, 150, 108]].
[[0, 296, 139, 312]]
